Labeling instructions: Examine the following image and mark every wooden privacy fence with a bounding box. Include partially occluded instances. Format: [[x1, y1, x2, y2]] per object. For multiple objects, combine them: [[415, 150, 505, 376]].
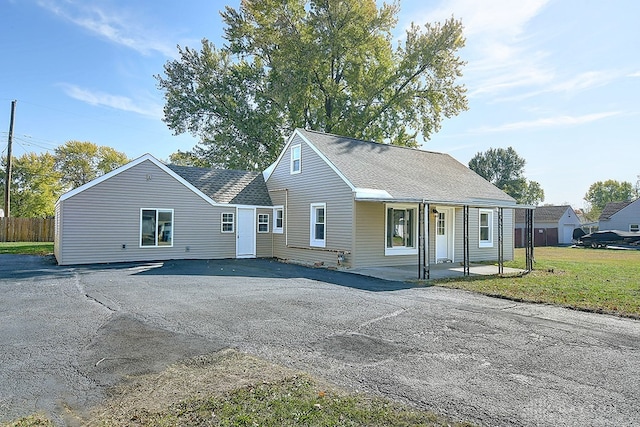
[[0, 218, 55, 242]]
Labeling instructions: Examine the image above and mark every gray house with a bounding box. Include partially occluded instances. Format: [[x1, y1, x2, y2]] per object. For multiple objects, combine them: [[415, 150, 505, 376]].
[[514, 205, 580, 247], [598, 199, 640, 232], [55, 129, 519, 273], [264, 129, 517, 272], [55, 154, 273, 265]]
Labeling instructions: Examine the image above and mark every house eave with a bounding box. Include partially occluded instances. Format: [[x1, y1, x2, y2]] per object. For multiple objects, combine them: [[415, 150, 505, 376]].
[[353, 195, 528, 209]]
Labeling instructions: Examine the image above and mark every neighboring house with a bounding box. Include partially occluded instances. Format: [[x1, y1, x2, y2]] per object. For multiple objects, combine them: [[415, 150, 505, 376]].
[[264, 129, 517, 270], [55, 129, 520, 271], [598, 199, 640, 232], [574, 208, 598, 234], [55, 154, 273, 265], [514, 205, 581, 247]]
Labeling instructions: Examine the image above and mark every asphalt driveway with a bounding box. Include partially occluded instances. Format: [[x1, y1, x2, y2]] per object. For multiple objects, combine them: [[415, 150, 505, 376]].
[[0, 255, 639, 426]]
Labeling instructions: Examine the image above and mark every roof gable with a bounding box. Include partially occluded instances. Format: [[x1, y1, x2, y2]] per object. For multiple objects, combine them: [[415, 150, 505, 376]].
[[293, 129, 515, 205], [57, 154, 271, 207], [599, 201, 633, 220], [515, 205, 574, 223], [57, 154, 219, 205]]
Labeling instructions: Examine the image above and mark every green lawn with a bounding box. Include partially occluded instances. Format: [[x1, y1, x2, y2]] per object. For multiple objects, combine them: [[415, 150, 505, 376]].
[[436, 246, 640, 318], [0, 242, 54, 255]]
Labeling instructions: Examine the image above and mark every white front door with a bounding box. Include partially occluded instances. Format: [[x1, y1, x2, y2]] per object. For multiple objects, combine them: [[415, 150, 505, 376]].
[[236, 208, 256, 258], [435, 208, 454, 262]]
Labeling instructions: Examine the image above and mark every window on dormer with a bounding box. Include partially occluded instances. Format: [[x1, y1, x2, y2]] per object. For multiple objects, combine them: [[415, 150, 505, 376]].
[[291, 144, 301, 174]]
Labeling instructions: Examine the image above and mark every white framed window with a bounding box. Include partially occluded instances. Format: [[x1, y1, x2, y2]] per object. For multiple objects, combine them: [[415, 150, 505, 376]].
[[437, 212, 445, 236], [140, 209, 173, 247], [385, 204, 418, 256], [290, 144, 301, 174], [273, 206, 284, 234], [310, 203, 326, 247], [630, 224, 639, 232], [479, 209, 493, 248], [221, 212, 235, 233], [258, 214, 269, 233]]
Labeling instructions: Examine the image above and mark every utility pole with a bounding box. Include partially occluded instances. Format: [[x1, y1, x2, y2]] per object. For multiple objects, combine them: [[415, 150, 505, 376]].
[[4, 100, 16, 218]]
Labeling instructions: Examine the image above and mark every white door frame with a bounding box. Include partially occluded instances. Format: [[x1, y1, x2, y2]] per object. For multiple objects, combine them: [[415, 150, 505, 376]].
[[434, 206, 455, 263], [236, 207, 256, 258]]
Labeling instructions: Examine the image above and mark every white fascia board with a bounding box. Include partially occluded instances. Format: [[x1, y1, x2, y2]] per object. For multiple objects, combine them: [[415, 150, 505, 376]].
[[262, 131, 297, 182], [262, 162, 276, 181], [353, 188, 392, 200], [294, 129, 356, 191], [57, 153, 221, 207]]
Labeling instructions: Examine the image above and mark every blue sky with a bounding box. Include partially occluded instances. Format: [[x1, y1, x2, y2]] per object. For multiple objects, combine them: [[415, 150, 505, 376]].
[[1, 0, 638, 209]]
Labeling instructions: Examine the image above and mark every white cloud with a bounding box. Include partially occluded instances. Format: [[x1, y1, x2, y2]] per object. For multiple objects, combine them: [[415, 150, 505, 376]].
[[628, 71, 640, 78], [59, 83, 163, 119], [38, 0, 175, 57], [550, 71, 616, 93], [405, 0, 552, 97], [472, 111, 620, 133], [492, 70, 619, 102]]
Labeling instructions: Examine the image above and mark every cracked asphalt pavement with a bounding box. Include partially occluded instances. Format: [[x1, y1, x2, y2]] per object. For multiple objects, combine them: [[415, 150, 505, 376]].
[[1, 254, 639, 426]]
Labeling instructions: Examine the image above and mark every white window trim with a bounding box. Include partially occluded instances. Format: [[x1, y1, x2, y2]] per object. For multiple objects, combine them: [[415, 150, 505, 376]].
[[630, 224, 639, 232], [479, 209, 494, 248], [258, 213, 269, 233], [221, 212, 235, 233], [139, 208, 174, 248], [290, 144, 301, 174], [384, 203, 418, 256], [310, 202, 326, 248], [273, 206, 284, 234]]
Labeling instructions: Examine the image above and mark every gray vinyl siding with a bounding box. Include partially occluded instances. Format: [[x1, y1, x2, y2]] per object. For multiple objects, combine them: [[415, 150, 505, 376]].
[[256, 207, 273, 258], [54, 202, 61, 263], [600, 200, 640, 231], [57, 160, 236, 265], [267, 134, 354, 267], [353, 202, 420, 267], [456, 207, 514, 262]]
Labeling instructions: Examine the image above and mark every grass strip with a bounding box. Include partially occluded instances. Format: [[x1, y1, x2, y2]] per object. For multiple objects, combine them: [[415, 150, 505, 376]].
[[436, 247, 640, 318], [0, 242, 54, 255], [96, 375, 471, 427]]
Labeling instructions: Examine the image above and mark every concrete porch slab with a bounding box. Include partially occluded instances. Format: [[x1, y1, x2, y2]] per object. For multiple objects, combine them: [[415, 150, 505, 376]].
[[345, 263, 525, 282]]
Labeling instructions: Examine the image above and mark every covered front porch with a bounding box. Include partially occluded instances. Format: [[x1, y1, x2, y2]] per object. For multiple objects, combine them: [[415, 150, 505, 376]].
[[352, 198, 535, 280], [347, 262, 526, 282]]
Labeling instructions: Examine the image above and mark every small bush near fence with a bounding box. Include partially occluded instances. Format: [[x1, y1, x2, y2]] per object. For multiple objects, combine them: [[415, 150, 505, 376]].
[[0, 218, 54, 242]]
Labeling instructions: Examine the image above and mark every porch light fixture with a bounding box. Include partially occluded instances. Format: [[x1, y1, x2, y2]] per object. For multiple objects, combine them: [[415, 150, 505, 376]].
[[432, 208, 439, 217]]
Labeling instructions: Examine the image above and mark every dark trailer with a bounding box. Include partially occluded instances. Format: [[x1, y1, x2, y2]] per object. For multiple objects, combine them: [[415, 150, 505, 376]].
[[577, 230, 640, 248]]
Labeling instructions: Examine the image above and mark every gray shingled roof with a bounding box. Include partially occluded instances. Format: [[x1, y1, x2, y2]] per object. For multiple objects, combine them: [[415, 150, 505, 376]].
[[298, 129, 515, 205], [599, 201, 632, 220], [168, 165, 272, 206], [515, 205, 572, 223]]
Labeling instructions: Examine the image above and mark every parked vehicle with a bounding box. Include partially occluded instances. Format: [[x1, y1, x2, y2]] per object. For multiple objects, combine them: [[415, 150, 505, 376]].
[[577, 230, 640, 248]]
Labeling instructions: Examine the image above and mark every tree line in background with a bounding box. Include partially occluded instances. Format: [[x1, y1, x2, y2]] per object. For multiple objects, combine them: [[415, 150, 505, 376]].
[[467, 147, 639, 219], [468, 147, 544, 206], [0, 141, 128, 218], [583, 178, 640, 221]]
